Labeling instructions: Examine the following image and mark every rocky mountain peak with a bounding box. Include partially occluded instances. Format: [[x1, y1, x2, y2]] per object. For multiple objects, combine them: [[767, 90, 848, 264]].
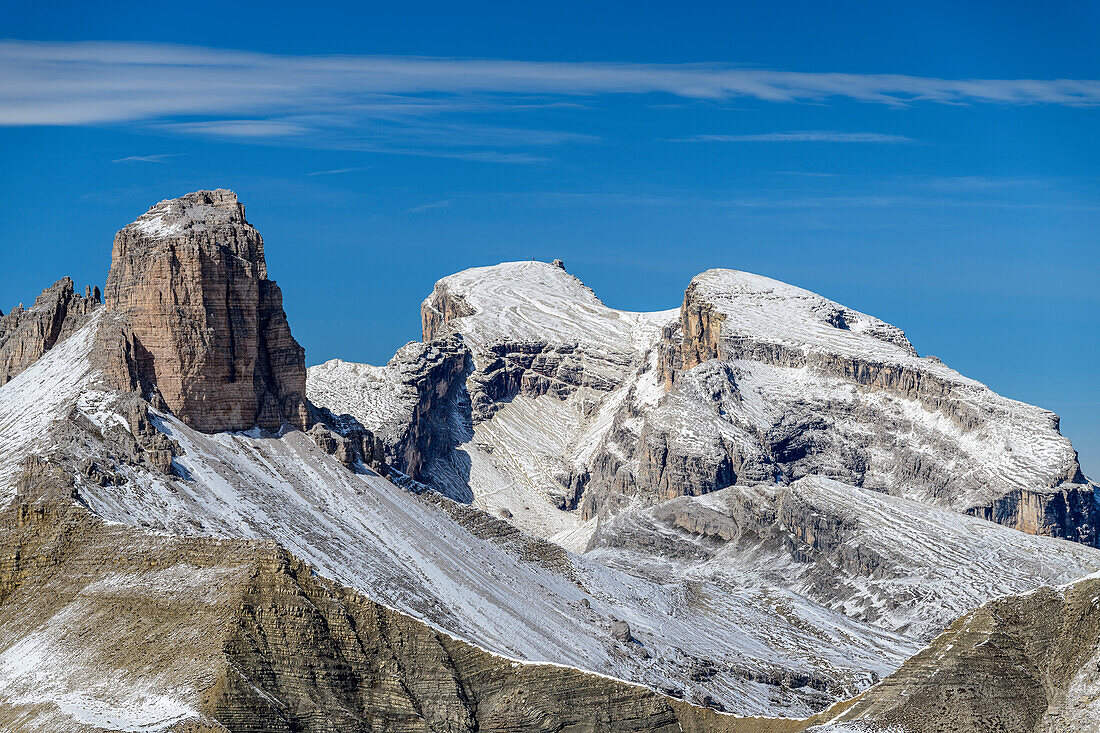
[[0, 276, 101, 386], [101, 189, 309, 433]]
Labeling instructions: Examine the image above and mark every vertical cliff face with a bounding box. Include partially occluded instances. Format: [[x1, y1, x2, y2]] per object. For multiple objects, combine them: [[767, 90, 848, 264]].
[[966, 483, 1098, 546], [421, 282, 476, 342], [102, 190, 309, 433], [0, 277, 100, 385]]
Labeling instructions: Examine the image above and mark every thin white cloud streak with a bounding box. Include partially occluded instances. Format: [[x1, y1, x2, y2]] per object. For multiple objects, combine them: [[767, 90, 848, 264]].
[[111, 153, 185, 163], [678, 131, 916, 143], [3, 40, 1098, 160], [306, 166, 378, 176], [4, 39, 1100, 127], [401, 198, 456, 214]]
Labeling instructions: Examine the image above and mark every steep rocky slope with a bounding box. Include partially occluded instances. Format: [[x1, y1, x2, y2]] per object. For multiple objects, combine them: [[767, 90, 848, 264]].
[[308, 260, 1100, 663], [659, 269, 1094, 542], [812, 571, 1100, 732], [1, 468, 750, 733], [4, 312, 912, 716]]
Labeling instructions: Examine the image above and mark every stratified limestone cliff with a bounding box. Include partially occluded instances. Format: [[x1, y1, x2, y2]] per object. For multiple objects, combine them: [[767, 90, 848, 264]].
[[347, 261, 1098, 547], [101, 190, 309, 433], [0, 277, 100, 385], [307, 335, 472, 484], [652, 269, 1095, 544]]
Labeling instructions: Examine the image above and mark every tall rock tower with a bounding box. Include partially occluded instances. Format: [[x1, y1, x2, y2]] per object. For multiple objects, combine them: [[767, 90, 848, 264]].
[[103, 189, 310, 432]]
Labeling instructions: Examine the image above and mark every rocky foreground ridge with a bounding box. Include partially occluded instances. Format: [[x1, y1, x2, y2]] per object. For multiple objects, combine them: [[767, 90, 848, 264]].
[[3, 461, 764, 733], [1, 189, 1099, 731]]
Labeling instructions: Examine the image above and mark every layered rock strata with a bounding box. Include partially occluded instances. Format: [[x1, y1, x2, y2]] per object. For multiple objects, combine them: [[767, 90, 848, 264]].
[[0, 462, 826, 733], [314, 261, 1097, 548], [816, 572, 1100, 732], [307, 335, 472, 483], [102, 190, 309, 433]]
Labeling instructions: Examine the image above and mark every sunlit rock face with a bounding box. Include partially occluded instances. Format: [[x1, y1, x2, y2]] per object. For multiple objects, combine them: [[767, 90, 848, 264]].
[[102, 189, 309, 433], [372, 260, 1096, 545]]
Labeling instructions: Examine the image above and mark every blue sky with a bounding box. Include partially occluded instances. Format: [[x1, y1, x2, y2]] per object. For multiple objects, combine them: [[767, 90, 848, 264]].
[[1, 1, 1098, 476]]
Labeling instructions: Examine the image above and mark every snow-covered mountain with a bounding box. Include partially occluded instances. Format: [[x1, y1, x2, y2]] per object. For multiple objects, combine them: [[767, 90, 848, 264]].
[[1, 190, 1097, 731], [315, 259, 1094, 549]]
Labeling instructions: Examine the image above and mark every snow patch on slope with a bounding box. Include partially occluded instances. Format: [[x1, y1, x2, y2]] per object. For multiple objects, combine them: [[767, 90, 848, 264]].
[[429, 260, 677, 356], [0, 311, 100, 503]]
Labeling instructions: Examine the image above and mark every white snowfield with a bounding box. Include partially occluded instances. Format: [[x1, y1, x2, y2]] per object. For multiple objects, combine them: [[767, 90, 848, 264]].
[[307, 355, 418, 440], [688, 269, 921, 362], [427, 260, 678, 358]]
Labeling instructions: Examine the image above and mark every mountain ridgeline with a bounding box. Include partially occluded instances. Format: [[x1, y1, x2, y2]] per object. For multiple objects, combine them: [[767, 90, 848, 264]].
[[0, 189, 1097, 732]]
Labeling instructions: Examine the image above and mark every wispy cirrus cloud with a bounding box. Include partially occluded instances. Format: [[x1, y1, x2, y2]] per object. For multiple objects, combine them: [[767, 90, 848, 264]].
[[111, 153, 185, 163], [306, 166, 379, 176], [677, 131, 916, 143], [2, 40, 1098, 161], [402, 198, 456, 214]]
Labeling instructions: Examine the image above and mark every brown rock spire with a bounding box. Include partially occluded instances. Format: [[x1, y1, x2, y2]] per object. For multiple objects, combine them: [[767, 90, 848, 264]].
[[103, 189, 310, 432]]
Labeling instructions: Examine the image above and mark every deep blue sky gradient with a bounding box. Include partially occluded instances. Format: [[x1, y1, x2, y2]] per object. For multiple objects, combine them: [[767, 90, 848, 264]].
[[2, 1, 1097, 476]]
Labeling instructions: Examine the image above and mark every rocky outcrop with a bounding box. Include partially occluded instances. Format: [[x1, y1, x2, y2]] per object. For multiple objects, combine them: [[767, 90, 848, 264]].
[[387, 336, 472, 480], [645, 271, 1096, 544], [0, 277, 100, 385], [967, 483, 1098, 545], [469, 340, 622, 421], [659, 281, 725, 384], [587, 476, 1100, 644], [101, 190, 309, 433], [817, 573, 1100, 732], [421, 281, 476, 342], [306, 420, 386, 475]]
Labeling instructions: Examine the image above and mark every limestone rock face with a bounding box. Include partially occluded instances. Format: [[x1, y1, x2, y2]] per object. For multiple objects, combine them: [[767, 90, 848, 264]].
[[312, 260, 1097, 548], [102, 190, 309, 433], [307, 335, 472, 485], [0, 277, 100, 385], [817, 572, 1100, 732]]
